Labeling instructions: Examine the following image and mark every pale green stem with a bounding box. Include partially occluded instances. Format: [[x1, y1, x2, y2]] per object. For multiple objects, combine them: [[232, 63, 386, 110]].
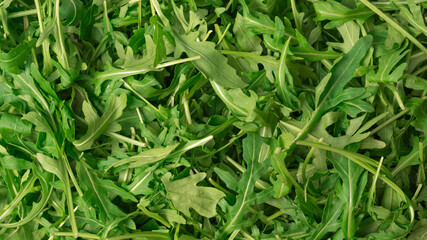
[[360, 0, 427, 56], [417, 141, 425, 184], [8, 9, 37, 19], [0, 176, 36, 222], [274, 150, 304, 194], [392, 86, 406, 111], [137, 0, 142, 29], [216, 23, 231, 45], [202, 30, 213, 42], [367, 157, 384, 216], [106, 132, 146, 148], [369, 109, 410, 136], [266, 209, 286, 222], [290, 0, 302, 32], [54, 232, 100, 239], [55, 0, 69, 70], [106, 232, 169, 240], [413, 65, 427, 76], [411, 184, 423, 202], [121, 80, 167, 120], [182, 92, 192, 125]]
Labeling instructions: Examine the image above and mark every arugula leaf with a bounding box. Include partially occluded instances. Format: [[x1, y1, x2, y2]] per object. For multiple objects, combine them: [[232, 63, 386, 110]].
[[161, 172, 225, 218], [313, 0, 374, 29], [1, 0, 426, 239], [367, 45, 409, 83], [74, 93, 127, 151], [173, 31, 247, 88], [215, 133, 274, 238], [316, 35, 373, 112], [332, 153, 368, 238], [0, 40, 35, 74], [310, 195, 343, 240]]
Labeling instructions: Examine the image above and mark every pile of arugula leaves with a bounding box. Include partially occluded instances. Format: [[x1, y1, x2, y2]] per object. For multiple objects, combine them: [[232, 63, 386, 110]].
[[0, 0, 426, 239]]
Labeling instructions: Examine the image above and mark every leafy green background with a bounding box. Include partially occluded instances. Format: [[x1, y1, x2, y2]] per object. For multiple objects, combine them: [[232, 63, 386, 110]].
[[0, 0, 426, 239]]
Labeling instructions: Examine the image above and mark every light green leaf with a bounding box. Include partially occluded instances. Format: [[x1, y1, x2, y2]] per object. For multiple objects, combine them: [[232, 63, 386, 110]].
[[313, 0, 373, 29], [276, 37, 298, 109], [161, 172, 225, 218], [0, 156, 32, 170], [173, 31, 247, 88], [367, 46, 409, 83], [391, 137, 427, 176], [215, 133, 274, 238], [332, 153, 368, 239], [59, 0, 83, 25], [211, 81, 261, 123], [77, 162, 126, 221], [291, 31, 340, 61], [0, 40, 35, 74], [311, 195, 343, 240], [110, 144, 179, 169], [36, 153, 66, 182], [398, 0, 427, 36], [327, 21, 360, 53], [73, 93, 127, 151], [316, 35, 373, 112]]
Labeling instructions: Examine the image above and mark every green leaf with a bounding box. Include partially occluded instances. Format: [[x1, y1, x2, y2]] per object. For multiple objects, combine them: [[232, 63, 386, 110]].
[[36, 153, 66, 182], [276, 37, 298, 109], [313, 0, 373, 29], [327, 21, 360, 53], [0, 156, 32, 170], [367, 45, 409, 83], [173, 31, 247, 88], [316, 35, 373, 111], [332, 153, 368, 239], [0, 40, 35, 74], [391, 137, 427, 176], [59, 0, 83, 25], [109, 144, 179, 169], [77, 162, 126, 222], [291, 31, 340, 61], [161, 172, 225, 218], [310, 195, 343, 240], [211, 81, 261, 124], [398, 0, 427, 36], [73, 93, 127, 151], [215, 133, 274, 238]]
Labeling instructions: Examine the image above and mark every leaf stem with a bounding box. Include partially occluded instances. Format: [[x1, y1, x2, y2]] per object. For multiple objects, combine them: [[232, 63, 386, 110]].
[[137, 0, 142, 29], [34, 0, 53, 74], [302, 138, 322, 185], [369, 109, 410, 136], [290, 0, 302, 32], [215, 23, 231, 45], [55, 0, 69, 70], [106, 132, 147, 148], [0, 176, 36, 222], [360, 0, 427, 56], [8, 9, 37, 19], [105, 232, 170, 240], [225, 156, 270, 190], [413, 64, 427, 76], [121, 80, 168, 120], [417, 141, 425, 184], [54, 232, 100, 239], [367, 157, 384, 218]]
